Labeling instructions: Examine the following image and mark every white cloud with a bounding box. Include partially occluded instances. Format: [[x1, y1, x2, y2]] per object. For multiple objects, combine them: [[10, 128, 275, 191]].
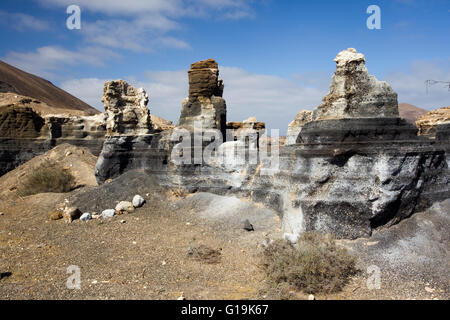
[[35, 0, 254, 52], [81, 18, 189, 52], [385, 59, 450, 109], [59, 67, 328, 134], [220, 67, 326, 131], [3, 46, 120, 79], [0, 10, 50, 31], [59, 70, 189, 121], [59, 78, 108, 108], [36, 0, 253, 18], [58, 59, 450, 137]]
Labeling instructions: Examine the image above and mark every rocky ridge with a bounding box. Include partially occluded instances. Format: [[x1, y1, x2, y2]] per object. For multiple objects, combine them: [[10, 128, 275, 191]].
[[95, 48, 450, 239], [416, 106, 450, 137]]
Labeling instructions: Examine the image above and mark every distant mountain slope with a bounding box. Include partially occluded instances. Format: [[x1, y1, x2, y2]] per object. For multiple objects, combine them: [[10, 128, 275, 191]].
[[0, 60, 99, 115], [398, 103, 428, 124]]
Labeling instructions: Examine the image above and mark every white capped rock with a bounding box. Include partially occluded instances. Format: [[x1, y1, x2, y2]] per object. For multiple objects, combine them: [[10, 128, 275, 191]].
[[101, 209, 116, 219], [132, 195, 145, 208], [313, 48, 399, 121]]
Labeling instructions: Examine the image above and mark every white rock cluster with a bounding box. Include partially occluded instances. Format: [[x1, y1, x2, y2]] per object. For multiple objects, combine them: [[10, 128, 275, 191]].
[[57, 194, 146, 222]]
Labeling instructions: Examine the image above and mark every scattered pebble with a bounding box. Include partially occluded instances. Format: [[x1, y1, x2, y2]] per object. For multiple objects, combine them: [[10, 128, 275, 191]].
[[162, 261, 167, 266], [243, 219, 254, 231], [308, 294, 315, 300], [120, 220, 126, 224], [425, 287, 435, 293], [177, 292, 186, 300], [80, 212, 92, 222]]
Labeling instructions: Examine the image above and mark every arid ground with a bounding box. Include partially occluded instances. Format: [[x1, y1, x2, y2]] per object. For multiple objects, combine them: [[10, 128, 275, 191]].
[[0, 146, 448, 300]]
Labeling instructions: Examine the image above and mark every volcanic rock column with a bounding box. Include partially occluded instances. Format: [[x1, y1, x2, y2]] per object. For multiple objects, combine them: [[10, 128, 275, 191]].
[[313, 48, 399, 120], [102, 80, 152, 136], [178, 59, 227, 137]]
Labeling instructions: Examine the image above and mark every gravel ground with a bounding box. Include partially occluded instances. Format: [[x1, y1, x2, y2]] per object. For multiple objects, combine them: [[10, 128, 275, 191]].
[[0, 170, 448, 300]]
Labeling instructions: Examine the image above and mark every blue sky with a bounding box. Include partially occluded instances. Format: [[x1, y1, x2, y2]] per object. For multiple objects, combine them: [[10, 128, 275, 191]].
[[0, 0, 449, 133]]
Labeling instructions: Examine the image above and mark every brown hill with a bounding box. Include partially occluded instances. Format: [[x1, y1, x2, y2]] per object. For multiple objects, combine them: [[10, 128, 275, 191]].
[[0, 60, 99, 116], [398, 103, 428, 124]]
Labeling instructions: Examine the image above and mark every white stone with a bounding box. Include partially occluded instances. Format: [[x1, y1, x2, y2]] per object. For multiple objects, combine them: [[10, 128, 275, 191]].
[[101, 209, 115, 218], [80, 212, 91, 222], [132, 195, 145, 208], [115, 201, 134, 213]]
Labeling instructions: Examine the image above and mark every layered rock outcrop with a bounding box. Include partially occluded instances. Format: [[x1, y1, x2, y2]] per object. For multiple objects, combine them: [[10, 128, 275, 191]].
[[0, 98, 106, 176], [94, 50, 450, 239], [286, 110, 313, 145], [94, 80, 167, 183], [415, 106, 450, 137], [313, 48, 398, 120], [178, 59, 226, 136], [102, 80, 151, 136]]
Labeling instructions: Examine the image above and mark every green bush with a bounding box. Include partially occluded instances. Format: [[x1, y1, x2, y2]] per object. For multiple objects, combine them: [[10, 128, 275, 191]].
[[18, 163, 75, 196], [261, 232, 358, 294]]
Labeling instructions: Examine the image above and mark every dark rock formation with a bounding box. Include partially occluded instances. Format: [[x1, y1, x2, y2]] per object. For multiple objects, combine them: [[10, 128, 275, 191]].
[[0, 103, 106, 176], [0, 60, 103, 176], [179, 59, 226, 137], [188, 59, 224, 98], [95, 50, 450, 239], [313, 48, 398, 120]]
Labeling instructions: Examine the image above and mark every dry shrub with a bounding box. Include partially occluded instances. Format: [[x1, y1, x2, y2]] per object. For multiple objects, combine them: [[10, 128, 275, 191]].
[[261, 232, 358, 294], [18, 163, 75, 196]]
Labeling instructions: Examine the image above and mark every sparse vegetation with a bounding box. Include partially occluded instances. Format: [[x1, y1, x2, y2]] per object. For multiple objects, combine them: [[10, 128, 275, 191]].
[[17, 163, 75, 196], [261, 232, 358, 295]]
